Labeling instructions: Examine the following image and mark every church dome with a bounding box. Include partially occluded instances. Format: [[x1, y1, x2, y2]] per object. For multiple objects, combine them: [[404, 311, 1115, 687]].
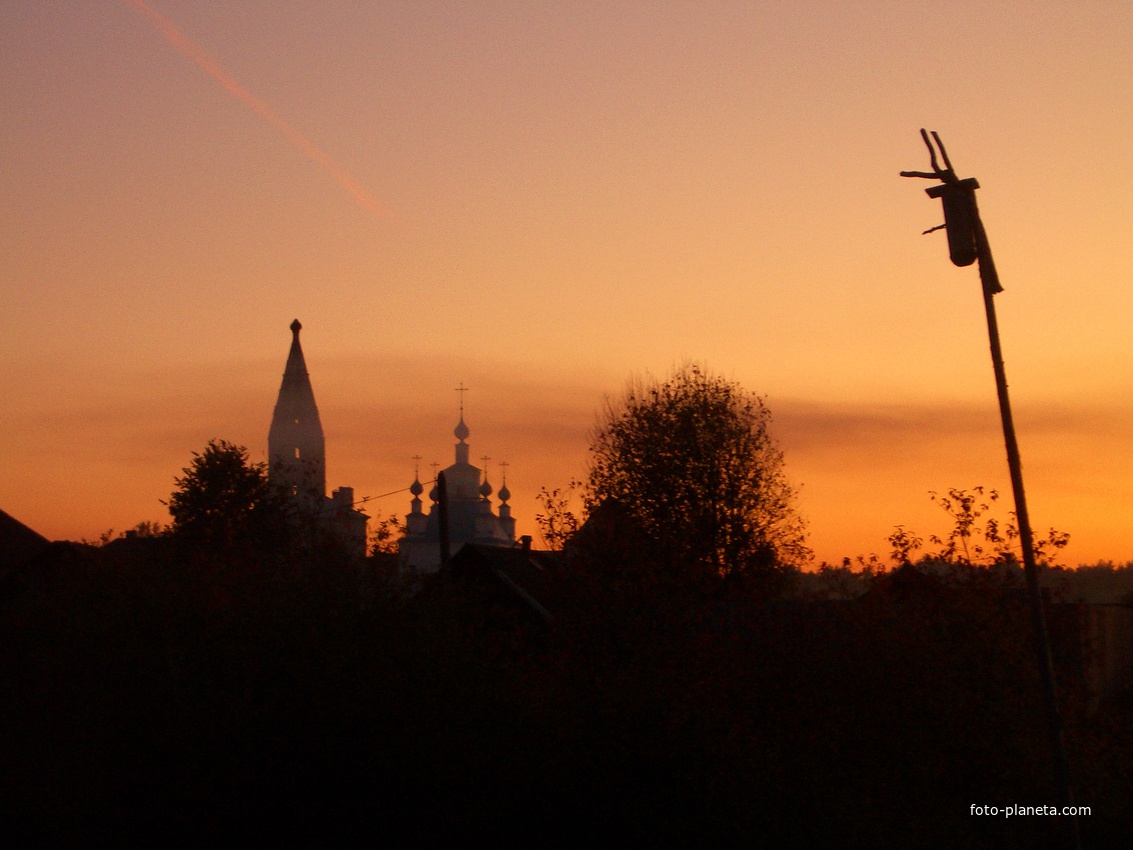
[[454, 415, 470, 442]]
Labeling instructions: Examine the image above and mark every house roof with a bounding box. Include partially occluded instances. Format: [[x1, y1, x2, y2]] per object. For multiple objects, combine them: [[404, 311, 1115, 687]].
[[447, 543, 567, 624], [0, 507, 51, 571]]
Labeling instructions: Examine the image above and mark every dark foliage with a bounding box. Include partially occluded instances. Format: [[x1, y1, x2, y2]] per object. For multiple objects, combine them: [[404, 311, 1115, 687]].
[[368, 511, 404, 556], [587, 364, 809, 586], [534, 480, 583, 551], [1, 536, 1128, 847], [165, 439, 290, 552]]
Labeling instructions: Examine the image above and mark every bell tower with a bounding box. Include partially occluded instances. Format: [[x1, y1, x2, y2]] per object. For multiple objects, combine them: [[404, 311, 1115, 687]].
[[268, 319, 326, 508]]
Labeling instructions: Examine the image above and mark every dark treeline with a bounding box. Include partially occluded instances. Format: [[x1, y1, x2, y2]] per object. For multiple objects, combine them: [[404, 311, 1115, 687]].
[[798, 558, 1133, 605], [2, 532, 1130, 848]]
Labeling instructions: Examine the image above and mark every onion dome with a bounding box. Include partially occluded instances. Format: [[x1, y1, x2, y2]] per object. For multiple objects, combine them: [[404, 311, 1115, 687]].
[[410, 475, 424, 497], [454, 415, 470, 442], [479, 477, 493, 498]]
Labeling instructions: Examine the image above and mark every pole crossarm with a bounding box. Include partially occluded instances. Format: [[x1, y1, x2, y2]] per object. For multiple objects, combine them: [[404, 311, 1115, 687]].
[[899, 128, 959, 181], [901, 130, 1002, 291]]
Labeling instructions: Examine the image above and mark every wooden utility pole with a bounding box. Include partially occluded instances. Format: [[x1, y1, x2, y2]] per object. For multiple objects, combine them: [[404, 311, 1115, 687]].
[[901, 130, 1080, 850], [437, 470, 451, 569]]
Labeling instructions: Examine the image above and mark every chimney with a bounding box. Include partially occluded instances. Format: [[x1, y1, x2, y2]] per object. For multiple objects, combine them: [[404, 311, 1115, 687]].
[[520, 535, 532, 554]]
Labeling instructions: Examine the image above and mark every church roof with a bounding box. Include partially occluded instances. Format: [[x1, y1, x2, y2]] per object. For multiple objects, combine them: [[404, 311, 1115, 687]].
[[399, 401, 517, 572], [271, 320, 324, 432]]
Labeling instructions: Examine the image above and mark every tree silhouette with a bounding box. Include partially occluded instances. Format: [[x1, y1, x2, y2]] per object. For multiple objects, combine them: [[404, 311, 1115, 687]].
[[534, 480, 583, 551], [587, 364, 809, 583], [368, 511, 404, 555], [165, 439, 288, 549]]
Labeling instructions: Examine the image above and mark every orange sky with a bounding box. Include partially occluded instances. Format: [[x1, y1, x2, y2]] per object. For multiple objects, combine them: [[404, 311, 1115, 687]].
[[3, 1, 1131, 565]]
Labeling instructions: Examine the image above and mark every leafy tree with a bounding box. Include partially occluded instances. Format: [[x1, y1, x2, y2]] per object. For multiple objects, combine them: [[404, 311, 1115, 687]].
[[887, 524, 923, 566], [927, 486, 998, 565], [79, 528, 118, 547], [534, 480, 583, 551], [123, 520, 168, 538], [586, 364, 809, 581], [925, 486, 1070, 568], [369, 512, 404, 555], [165, 439, 288, 549]]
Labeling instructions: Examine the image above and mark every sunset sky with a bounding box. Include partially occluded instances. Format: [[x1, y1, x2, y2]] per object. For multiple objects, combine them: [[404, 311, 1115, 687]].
[[3, 1, 1131, 566]]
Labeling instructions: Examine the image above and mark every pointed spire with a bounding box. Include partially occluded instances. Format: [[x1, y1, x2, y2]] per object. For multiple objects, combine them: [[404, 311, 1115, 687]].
[[268, 319, 326, 503], [284, 319, 309, 382]]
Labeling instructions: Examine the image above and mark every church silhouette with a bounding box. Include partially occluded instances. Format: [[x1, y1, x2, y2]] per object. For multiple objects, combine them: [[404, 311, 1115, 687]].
[[267, 320, 368, 559]]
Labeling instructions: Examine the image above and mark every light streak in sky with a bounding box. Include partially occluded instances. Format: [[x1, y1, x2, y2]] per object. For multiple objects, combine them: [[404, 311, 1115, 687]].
[[124, 0, 394, 221]]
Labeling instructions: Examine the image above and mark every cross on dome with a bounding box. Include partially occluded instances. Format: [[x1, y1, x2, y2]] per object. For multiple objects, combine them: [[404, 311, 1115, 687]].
[[454, 381, 471, 442]]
